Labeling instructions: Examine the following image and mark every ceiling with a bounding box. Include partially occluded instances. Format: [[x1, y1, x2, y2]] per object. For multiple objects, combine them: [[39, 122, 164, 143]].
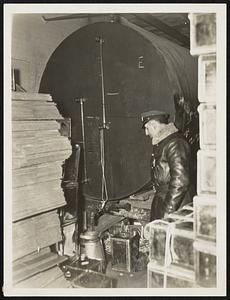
[[42, 13, 190, 49]]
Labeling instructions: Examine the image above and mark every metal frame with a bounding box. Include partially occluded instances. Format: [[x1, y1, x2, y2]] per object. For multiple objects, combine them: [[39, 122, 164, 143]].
[[111, 237, 131, 273]]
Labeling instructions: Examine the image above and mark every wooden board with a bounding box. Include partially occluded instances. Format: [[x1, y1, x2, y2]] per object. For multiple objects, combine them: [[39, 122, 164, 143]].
[[43, 270, 72, 288], [13, 135, 71, 156], [12, 129, 61, 139], [12, 120, 61, 132], [12, 101, 63, 120], [13, 248, 68, 286], [12, 92, 52, 102], [13, 178, 62, 199], [13, 210, 63, 260], [12, 149, 72, 169], [12, 161, 63, 188], [13, 180, 66, 221], [13, 193, 65, 221], [14, 266, 71, 288]]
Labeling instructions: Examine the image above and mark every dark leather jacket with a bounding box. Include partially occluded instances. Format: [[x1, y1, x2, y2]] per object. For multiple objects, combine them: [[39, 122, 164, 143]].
[[151, 131, 191, 215]]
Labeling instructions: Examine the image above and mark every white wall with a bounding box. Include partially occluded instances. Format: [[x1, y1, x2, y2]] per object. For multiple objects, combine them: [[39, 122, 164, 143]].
[[11, 14, 88, 92]]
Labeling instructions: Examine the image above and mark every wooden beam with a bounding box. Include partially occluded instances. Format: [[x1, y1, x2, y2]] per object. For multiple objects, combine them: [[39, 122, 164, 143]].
[[131, 13, 190, 48]]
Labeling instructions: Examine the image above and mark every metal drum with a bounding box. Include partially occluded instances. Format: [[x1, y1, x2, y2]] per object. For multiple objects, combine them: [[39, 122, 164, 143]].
[[39, 20, 198, 201]]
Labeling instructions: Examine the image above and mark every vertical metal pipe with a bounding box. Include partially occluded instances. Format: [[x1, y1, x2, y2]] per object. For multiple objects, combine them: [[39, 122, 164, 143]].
[[75, 98, 88, 182], [96, 36, 109, 205], [98, 37, 106, 128], [74, 144, 80, 257], [80, 99, 87, 182]]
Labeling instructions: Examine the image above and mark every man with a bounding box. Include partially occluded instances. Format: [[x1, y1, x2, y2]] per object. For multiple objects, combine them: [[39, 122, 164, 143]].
[[141, 110, 192, 221]]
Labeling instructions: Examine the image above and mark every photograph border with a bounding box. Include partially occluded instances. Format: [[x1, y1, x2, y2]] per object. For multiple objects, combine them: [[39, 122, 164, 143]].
[[3, 3, 227, 297]]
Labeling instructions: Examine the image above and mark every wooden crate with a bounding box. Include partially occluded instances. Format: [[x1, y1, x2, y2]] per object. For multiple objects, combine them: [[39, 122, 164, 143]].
[[198, 55, 216, 102], [198, 103, 216, 149], [194, 240, 216, 287], [197, 150, 216, 195], [189, 13, 216, 55], [194, 195, 216, 242]]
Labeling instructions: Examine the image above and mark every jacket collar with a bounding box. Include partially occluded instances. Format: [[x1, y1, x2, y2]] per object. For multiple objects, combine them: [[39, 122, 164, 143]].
[[151, 122, 178, 146]]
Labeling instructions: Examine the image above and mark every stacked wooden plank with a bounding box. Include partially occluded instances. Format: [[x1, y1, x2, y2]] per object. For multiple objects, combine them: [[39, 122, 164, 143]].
[[12, 92, 72, 221], [14, 266, 72, 288], [13, 210, 63, 261], [13, 248, 70, 288], [12, 92, 72, 286], [189, 13, 217, 288]]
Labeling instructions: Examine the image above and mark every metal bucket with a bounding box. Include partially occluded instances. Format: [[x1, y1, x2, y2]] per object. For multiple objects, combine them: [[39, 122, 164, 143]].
[[80, 231, 105, 261]]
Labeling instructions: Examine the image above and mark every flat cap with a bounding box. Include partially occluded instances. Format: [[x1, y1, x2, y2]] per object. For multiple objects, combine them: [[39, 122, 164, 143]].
[[141, 110, 170, 128]]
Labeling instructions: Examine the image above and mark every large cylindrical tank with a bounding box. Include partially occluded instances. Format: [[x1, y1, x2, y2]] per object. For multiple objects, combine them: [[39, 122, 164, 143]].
[[39, 19, 198, 201]]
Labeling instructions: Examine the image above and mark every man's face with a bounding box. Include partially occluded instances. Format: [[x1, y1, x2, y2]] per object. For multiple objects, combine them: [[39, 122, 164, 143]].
[[144, 120, 162, 140]]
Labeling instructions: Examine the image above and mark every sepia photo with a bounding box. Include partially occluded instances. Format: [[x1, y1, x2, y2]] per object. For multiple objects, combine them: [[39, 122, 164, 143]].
[[3, 3, 226, 297]]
